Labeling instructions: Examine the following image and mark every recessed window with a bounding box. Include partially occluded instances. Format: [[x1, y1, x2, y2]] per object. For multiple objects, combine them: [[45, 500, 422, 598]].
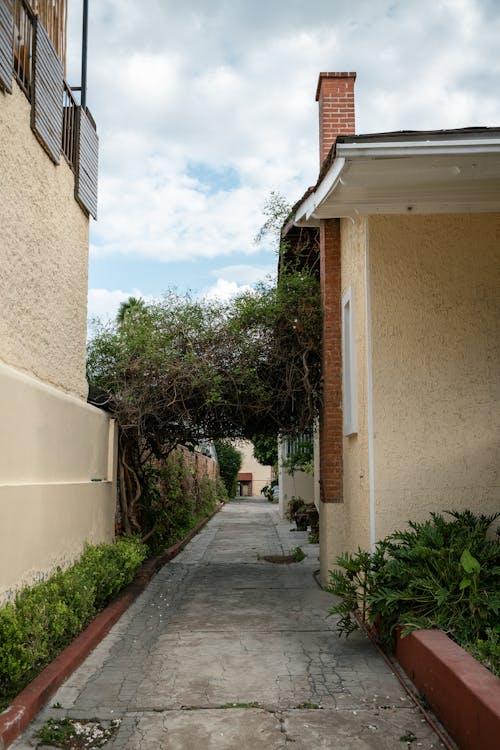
[[342, 288, 357, 436]]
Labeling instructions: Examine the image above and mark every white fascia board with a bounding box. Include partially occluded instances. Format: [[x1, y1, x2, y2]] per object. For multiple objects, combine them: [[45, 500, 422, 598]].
[[293, 137, 500, 225], [336, 138, 500, 159], [294, 157, 346, 224]]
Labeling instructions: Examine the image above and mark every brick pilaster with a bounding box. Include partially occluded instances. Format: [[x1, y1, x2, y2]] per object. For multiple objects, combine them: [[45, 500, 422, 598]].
[[319, 218, 343, 503]]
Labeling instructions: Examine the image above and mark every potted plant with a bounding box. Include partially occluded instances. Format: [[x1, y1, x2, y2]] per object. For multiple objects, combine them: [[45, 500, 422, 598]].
[[285, 497, 316, 530]]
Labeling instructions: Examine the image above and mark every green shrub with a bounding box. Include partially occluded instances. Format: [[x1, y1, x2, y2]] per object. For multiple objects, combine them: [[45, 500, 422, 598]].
[[328, 510, 500, 672], [141, 453, 224, 555], [470, 628, 500, 678], [214, 441, 242, 498], [73, 537, 146, 610], [0, 537, 147, 703]]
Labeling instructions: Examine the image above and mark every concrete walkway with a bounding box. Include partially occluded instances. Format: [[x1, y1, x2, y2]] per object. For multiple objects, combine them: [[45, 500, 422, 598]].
[[14, 500, 445, 749]]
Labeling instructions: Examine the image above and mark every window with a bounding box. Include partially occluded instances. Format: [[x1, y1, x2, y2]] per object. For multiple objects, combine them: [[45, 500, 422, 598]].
[[342, 288, 357, 436]]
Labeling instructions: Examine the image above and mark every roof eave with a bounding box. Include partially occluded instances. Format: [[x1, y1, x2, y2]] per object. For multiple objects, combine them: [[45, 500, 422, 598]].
[[294, 137, 500, 223]]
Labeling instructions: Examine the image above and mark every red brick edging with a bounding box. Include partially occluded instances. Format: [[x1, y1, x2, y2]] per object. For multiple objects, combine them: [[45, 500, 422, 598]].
[[0, 503, 224, 750], [396, 629, 500, 750]]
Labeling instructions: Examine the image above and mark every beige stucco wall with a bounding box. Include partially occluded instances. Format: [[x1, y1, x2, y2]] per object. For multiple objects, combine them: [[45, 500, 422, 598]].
[[277, 439, 315, 517], [235, 440, 273, 496], [319, 217, 371, 582], [0, 84, 89, 399], [369, 214, 500, 541], [280, 468, 314, 509], [0, 363, 117, 602]]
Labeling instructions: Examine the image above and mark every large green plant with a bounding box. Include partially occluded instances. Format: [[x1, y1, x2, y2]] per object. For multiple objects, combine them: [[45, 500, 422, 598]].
[[214, 441, 242, 499], [252, 434, 278, 468], [328, 510, 500, 656]]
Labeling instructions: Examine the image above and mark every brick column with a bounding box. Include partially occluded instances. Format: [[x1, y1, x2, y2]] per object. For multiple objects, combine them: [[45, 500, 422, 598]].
[[319, 218, 343, 503], [316, 72, 356, 166]]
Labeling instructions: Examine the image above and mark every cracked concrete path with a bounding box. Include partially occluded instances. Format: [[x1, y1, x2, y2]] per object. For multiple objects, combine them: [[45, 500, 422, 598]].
[[13, 499, 446, 749]]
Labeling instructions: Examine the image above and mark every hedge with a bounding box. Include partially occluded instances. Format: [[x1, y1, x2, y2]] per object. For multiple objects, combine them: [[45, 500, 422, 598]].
[[0, 537, 147, 705]]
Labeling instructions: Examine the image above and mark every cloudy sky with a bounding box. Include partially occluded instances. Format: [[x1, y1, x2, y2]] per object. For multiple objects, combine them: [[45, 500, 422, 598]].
[[65, 0, 500, 323]]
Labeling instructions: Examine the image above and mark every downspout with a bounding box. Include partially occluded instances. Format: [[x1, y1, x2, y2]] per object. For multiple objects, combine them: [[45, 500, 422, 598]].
[[364, 220, 376, 551], [80, 0, 89, 110]]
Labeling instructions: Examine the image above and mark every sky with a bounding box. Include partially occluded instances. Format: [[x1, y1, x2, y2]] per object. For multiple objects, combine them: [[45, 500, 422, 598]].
[[64, 0, 500, 324]]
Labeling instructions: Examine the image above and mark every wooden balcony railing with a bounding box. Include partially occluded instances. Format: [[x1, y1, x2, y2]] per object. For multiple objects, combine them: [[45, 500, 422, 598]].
[[62, 79, 77, 169], [12, 0, 34, 96], [1, 0, 98, 219]]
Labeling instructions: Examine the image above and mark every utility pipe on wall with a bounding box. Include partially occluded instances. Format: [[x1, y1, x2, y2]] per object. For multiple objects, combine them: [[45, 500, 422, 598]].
[[80, 0, 88, 110]]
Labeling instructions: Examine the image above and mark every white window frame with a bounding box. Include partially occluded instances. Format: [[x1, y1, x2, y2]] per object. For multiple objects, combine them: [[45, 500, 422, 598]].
[[342, 287, 358, 436]]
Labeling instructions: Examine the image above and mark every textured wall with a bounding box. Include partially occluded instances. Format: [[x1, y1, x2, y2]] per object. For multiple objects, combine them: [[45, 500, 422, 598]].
[[0, 363, 116, 602], [281, 468, 315, 507], [319, 217, 370, 581], [0, 84, 89, 398], [340, 216, 371, 550], [369, 214, 500, 540], [235, 440, 273, 497]]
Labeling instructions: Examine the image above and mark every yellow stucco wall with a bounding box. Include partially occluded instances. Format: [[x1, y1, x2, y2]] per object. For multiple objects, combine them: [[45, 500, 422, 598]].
[[277, 438, 315, 517], [0, 85, 89, 399], [0, 363, 117, 602], [369, 214, 500, 541], [235, 440, 273, 497], [0, 83, 115, 602]]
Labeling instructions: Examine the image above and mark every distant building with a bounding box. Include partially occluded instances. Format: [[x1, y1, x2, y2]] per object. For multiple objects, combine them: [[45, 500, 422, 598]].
[[235, 440, 273, 498]]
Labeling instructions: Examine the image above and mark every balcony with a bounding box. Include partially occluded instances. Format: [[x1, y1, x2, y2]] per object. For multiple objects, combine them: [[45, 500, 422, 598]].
[[0, 0, 98, 219]]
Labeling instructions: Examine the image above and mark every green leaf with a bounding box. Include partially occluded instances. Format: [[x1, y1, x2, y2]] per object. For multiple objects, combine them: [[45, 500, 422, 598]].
[[460, 549, 481, 575]]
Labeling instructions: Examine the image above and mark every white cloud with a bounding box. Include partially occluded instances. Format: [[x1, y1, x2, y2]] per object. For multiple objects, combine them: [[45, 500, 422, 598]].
[[201, 278, 254, 302], [209, 264, 276, 285], [87, 287, 145, 323], [65, 0, 500, 283]]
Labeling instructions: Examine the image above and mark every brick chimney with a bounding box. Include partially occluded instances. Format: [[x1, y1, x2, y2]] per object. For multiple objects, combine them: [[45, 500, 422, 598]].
[[316, 72, 356, 166]]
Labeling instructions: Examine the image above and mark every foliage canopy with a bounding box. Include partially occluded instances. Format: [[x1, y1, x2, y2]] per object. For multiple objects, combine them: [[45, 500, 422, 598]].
[[87, 271, 322, 535]]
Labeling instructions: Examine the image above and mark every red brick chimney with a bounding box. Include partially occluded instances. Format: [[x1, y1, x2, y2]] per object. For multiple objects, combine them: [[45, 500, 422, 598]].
[[316, 72, 356, 166]]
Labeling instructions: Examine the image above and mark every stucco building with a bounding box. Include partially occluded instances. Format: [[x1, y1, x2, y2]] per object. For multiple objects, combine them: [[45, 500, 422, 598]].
[[0, 0, 116, 601], [288, 72, 500, 582], [235, 440, 274, 498]]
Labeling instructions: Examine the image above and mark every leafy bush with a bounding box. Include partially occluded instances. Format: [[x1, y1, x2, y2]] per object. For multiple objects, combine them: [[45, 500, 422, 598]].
[[214, 441, 242, 498], [141, 452, 224, 555], [252, 435, 278, 468], [72, 538, 146, 610], [0, 537, 147, 703], [471, 628, 500, 678], [328, 510, 500, 672]]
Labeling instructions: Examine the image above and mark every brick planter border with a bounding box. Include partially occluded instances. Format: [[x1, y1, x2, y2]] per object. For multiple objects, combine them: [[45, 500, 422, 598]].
[[396, 629, 500, 750], [0, 503, 224, 750]]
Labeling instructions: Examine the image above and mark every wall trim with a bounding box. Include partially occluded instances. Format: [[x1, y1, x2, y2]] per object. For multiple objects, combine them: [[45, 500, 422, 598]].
[[364, 221, 376, 551]]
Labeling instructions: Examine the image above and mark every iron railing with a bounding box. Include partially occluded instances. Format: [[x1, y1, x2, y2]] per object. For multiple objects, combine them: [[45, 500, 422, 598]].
[[285, 432, 313, 458]]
